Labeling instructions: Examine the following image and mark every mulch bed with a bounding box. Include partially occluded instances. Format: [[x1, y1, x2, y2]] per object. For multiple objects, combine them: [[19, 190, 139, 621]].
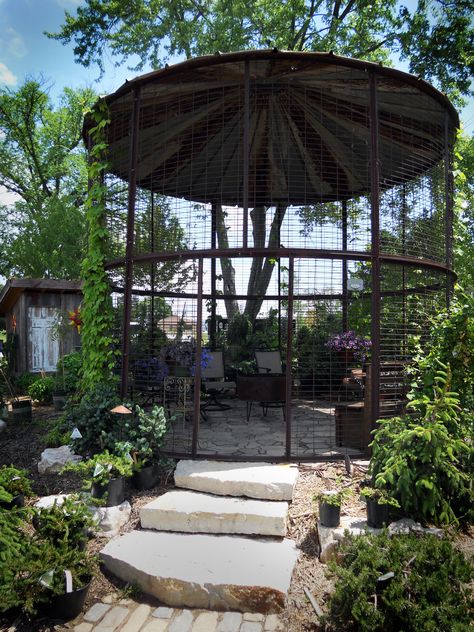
[[0, 407, 472, 632]]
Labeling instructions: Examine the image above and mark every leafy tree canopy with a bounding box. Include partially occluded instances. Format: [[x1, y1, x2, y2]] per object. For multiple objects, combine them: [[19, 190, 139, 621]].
[[49, 0, 473, 102], [0, 81, 96, 279]]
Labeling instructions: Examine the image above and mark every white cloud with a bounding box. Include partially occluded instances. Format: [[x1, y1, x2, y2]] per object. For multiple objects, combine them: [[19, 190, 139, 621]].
[[55, 0, 82, 7], [0, 186, 19, 206], [4, 27, 27, 59], [0, 62, 17, 86]]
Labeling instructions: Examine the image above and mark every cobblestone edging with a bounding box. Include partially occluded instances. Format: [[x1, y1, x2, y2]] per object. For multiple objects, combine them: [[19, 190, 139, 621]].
[[69, 595, 285, 632]]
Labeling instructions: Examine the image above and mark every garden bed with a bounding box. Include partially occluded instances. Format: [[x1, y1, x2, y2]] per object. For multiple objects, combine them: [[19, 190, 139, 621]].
[[0, 408, 472, 632]]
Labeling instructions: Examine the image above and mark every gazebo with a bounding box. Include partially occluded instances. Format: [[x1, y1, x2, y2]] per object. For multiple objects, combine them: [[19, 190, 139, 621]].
[[85, 50, 458, 461]]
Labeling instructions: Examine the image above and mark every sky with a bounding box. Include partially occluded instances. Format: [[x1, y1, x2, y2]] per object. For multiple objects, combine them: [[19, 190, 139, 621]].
[[0, 0, 473, 127]]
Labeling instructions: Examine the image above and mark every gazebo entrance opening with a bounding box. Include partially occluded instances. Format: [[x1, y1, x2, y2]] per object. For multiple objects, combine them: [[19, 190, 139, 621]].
[[88, 51, 457, 461]]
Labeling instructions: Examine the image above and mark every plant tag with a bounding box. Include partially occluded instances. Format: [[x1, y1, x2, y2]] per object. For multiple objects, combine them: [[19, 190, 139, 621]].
[[71, 427, 82, 440], [93, 463, 105, 478], [124, 452, 133, 463], [64, 569, 73, 593], [39, 570, 54, 588], [377, 571, 395, 582]]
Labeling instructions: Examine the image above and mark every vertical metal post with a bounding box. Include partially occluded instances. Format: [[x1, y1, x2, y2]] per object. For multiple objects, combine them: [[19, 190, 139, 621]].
[[341, 200, 348, 331], [243, 60, 250, 249], [192, 257, 204, 457], [369, 72, 381, 426], [210, 203, 217, 349], [401, 184, 407, 357], [285, 257, 294, 460], [120, 86, 141, 398], [444, 114, 454, 307], [150, 191, 155, 350]]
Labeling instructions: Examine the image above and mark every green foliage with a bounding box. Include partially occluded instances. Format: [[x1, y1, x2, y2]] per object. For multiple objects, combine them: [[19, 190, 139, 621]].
[[59, 382, 120, 454], [322, 532, 474, 632], [50, 1, 473, 101], [14, 372, 41, 395], [63, 450, 134, 488], [28, 376, 55, 405], [0, 465, 33, 503], [314, 489, 350, 508], [80, 98, 117, 392], [370, 366, 473, 526], [55, 351, 83, 394], [359, 487, 400, 508], [0, 81, 96, 279], [0, 507, 33, 612], [116, 405, 170, 470], [34, 496, 96, 550]]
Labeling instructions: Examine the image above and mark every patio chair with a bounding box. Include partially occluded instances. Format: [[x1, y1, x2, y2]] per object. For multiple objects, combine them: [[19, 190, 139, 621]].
[[255, 350, 283, 374], [201, 350, 236, 411]]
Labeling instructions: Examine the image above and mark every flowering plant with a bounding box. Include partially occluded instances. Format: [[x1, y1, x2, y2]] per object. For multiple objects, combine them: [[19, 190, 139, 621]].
[[326, 331, 371, 362], [163, 341, 211, 371], [134, 357, 169, 384]]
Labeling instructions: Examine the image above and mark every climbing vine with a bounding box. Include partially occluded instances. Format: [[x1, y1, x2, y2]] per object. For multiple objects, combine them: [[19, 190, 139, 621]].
[[80, 99, 117, 393]]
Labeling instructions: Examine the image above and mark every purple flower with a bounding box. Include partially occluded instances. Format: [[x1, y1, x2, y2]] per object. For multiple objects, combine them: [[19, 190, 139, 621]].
[[326, 331, 371, 361]]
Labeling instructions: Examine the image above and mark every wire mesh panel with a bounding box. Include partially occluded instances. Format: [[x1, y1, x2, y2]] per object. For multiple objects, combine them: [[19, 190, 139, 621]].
[[92, 51, 458, 460]]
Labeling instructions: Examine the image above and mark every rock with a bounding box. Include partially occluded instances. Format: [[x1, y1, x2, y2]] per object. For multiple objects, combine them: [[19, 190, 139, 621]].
[[140, 490, 288, 536], [35, 494, 70, 509], [37, 445, 82, 474], [91, 501, 131, 538], [388, 518, 444, 538], [100, 530, 298, 613], [0, 419, 7, 433], [174, 460, 298, 501]]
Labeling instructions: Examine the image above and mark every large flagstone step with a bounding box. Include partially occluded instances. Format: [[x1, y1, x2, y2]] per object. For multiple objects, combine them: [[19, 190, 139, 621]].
[[174, 460, 298, 500], [140, 490, 288, 536], [100, 530, 298, 614]]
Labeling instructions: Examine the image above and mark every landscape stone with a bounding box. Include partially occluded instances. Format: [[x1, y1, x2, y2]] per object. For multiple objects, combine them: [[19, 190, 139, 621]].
[[35, 494, 70, 510], [37, 445, 81, 474], [168, 609, 194, 632], [140, 490, 288, 536], [100, 530, 298, 613], [264, 614, 283, 631], [0, 419, 7, 432], [91, 501, 131, 537], [121, 604, 152, 632], [216, 612, 243, 632], [83, 602, 111, 622], [174, 460, 298, 500], [191, 611, 219, 631], [142, 620, 169, 632], [93, 605, 129, 632], [74, 624, 93, 632], [244, 613, 265, 622], [241, 623, 263, 632], [152, 606, 174, 618]]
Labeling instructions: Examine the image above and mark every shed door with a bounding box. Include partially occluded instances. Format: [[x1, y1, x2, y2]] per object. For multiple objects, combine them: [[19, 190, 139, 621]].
[[28, 307, 59, 372]]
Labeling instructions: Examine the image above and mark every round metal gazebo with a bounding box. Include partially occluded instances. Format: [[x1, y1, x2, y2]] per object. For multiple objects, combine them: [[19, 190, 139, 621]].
[[86, 50, 458, 461]]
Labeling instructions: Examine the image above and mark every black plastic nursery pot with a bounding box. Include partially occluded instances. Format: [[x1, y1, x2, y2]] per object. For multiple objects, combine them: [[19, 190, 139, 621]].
[[52, 393, 67, 412], [0, 493, 24, 510], [11, 399, 32, 422], [319, 500, 341, 528], [40, 579, 91, 620], [366, 498, 390, 528], [132, 464, 159, 490], [91, 477, 125, 507]]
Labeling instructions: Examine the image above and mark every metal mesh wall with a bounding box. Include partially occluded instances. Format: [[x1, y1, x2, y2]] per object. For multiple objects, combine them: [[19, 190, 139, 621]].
[[95, 51, 456, 460]]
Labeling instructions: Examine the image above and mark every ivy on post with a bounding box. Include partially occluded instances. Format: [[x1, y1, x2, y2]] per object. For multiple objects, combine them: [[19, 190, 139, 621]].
[[80, 99, 117, 393]]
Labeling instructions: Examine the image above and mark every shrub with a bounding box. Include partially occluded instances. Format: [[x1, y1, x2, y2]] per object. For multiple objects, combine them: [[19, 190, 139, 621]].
[[370, 365, 473, 526], [28, 376, 55, 404], [0, 465, 33, 503], [55, 351, 83, 394], [14, 372, 40, 394], [322, 532, 474, 632], [60, 382, 120, 454]]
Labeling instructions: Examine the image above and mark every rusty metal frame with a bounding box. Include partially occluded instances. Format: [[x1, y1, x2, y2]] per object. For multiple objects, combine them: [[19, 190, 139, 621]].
[[120, 86, 141, 398]]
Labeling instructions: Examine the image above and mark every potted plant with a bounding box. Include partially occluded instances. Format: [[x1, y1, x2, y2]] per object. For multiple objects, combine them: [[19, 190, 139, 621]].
[[33, 496, 96, 551], [326, 331, 371, 365], [315, 489, 347, 527], [360, 487, 400, 528], [0, 464, 33, 509], [118, 404, 171, 490], [63, 451, 133, 506]]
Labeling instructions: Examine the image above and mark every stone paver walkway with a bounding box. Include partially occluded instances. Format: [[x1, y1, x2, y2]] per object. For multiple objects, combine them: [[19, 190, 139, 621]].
[[69, 595, 284, 632]]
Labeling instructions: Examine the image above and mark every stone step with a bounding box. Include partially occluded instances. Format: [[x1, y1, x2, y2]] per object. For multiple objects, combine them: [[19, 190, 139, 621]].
[[101, 530, 298, 614], [140, 490, 288, 536], [174, 460, 298, 501]]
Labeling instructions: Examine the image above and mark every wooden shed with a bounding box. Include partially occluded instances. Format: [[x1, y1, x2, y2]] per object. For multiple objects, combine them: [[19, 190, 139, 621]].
[[0, 279, 82, 374]]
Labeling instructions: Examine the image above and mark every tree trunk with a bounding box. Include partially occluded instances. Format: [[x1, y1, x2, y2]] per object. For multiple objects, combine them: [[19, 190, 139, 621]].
[[244, 204, 287, 322], [215, 204, 239, 319]]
